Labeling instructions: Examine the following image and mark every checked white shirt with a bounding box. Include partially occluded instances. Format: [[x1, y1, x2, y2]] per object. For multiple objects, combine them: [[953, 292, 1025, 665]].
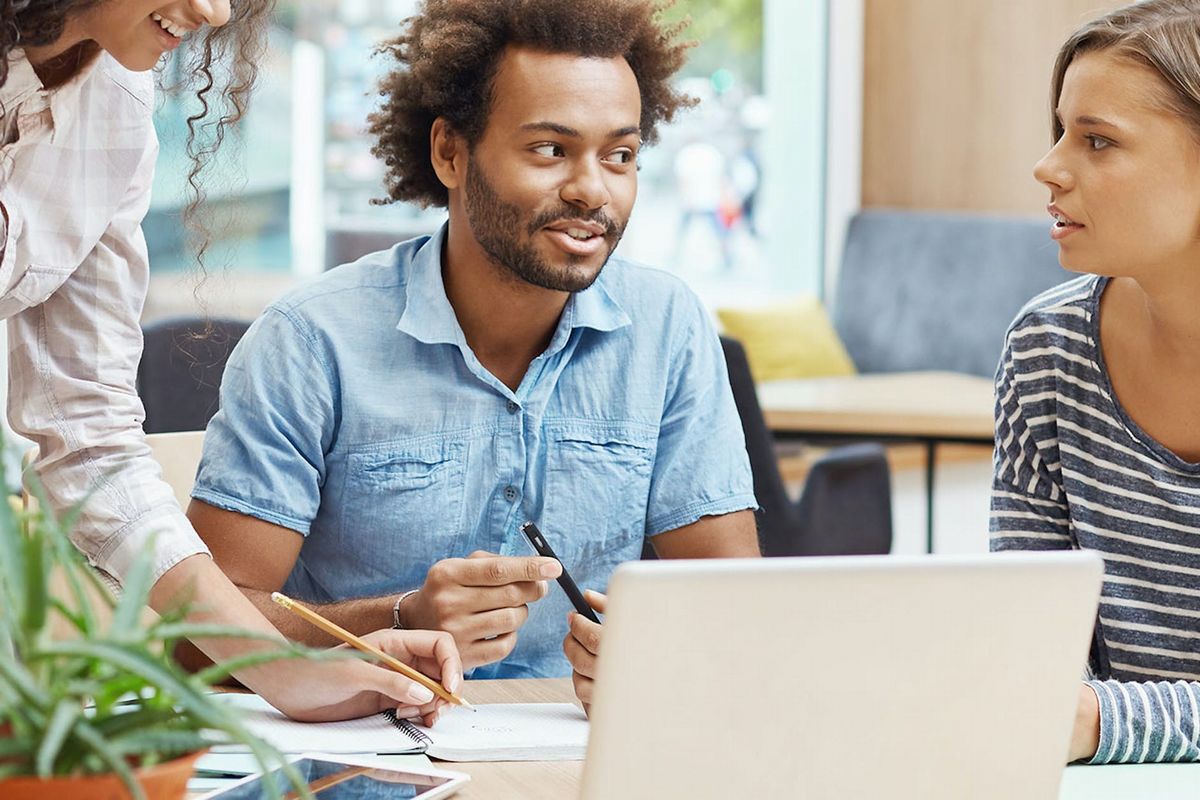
[[0, 49, 208, 586]]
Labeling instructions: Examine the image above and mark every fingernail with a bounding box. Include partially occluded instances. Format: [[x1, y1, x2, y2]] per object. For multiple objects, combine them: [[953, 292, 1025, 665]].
[[395, 706, 421, 719], [448, 673, 461, 693], [408, 684, 435, 704], [541, 561, 560, 578]]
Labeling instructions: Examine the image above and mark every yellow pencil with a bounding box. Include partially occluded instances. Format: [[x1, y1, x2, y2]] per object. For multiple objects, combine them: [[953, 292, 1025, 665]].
[[271, 591, 473, 711]]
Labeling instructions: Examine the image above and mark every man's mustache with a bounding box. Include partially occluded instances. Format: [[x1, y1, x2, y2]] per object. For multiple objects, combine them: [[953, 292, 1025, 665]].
[[527, 207, 622, 237]]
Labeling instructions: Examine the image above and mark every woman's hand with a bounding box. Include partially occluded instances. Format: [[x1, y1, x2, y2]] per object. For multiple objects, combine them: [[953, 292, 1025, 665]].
[[1069, 683, 1101, 762], [268, 628, 463, 728]]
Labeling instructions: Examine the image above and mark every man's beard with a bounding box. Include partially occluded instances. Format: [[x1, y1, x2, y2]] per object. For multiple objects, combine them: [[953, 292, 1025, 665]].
[[463, 160, 625, 293]]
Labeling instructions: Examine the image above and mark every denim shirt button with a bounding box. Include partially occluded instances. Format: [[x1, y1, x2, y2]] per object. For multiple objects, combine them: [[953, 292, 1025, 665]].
[[503, 485, 519, 502], [506, 401, 519, 414]]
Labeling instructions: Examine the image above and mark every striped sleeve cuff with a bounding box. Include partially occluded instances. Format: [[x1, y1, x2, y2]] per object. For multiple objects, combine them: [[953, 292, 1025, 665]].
[[1088, 679, 1200, 764]]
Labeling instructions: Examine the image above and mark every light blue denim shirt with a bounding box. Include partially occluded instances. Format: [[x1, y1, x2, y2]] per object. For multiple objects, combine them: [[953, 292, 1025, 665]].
[[193, 224, 756, 678]]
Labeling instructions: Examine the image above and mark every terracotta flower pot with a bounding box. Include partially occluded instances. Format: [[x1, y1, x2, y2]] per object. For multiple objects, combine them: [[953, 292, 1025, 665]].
[[0, 749, 206, 800]]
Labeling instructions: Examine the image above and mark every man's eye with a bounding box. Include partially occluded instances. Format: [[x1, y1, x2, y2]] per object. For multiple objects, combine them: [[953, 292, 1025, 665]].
[[533, 144, 564, 157], [605, 149, 636, 164]]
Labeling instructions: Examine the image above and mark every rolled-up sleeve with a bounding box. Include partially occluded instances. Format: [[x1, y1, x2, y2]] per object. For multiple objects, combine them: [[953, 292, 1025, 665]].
[[645, 294, 757, 536], [191, 305, 337, 535], [6, 129, 209, 585]]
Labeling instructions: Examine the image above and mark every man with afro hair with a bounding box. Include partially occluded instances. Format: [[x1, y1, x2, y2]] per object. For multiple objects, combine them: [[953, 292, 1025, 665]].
[[189, 0, 760, 710]]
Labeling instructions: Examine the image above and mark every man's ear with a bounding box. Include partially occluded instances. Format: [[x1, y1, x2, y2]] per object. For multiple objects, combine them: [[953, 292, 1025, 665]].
[[430, 117, 466, 191]]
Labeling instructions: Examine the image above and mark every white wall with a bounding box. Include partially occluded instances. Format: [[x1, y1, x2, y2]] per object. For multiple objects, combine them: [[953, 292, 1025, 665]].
[[761, 0, 829, 297], [823, 0, 864, 302]]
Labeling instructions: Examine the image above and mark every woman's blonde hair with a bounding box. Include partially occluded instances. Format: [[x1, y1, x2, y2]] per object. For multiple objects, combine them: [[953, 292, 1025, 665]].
[[1051, 0, 1200, 141]]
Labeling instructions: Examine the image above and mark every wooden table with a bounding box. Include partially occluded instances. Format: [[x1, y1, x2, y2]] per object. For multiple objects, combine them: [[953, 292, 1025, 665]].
[[191, 678, 1200, 799], [758, 371, 996, 552]]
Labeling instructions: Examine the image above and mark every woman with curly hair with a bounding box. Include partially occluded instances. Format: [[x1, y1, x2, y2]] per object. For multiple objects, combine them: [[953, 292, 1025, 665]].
[[1, 1, 461, 724]]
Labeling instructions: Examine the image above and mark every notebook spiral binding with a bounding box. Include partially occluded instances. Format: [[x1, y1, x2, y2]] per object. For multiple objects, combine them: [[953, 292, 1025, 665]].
[[382, 708, 433, 747]]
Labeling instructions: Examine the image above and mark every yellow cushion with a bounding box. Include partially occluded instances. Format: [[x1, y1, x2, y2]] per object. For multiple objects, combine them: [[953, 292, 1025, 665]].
[[717, 296, 857, 381]]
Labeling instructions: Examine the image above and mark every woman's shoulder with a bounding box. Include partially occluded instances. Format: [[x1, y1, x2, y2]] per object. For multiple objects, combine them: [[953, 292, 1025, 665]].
[[1004, 274, 1101, 348]]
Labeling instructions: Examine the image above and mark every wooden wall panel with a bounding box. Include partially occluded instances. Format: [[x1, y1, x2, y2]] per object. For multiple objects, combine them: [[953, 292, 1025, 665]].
[[862, 0, 1123, 214]]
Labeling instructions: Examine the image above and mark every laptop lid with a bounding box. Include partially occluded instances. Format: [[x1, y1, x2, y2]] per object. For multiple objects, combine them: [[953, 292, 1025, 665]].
[[580, 552, 1103, 800]]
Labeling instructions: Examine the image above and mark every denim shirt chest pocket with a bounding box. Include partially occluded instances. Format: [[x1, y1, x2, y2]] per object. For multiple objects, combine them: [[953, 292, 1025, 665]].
[[338, 437, 468, 580], [541, 420, 656, 580]]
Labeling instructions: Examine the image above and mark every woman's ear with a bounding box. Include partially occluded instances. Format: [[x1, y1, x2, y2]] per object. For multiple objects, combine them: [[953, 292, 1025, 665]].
[[430, 118, 466, 191]]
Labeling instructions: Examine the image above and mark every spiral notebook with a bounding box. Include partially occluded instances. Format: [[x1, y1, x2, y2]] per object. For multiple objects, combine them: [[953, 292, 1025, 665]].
[[213, 694, 588, 762]]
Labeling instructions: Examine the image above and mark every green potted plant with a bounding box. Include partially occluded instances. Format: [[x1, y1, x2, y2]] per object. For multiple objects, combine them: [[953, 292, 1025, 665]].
[[0, 464, 312, 800]]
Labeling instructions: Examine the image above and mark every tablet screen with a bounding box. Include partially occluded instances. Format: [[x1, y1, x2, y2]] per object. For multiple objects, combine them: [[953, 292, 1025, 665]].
[[209, 758, 456, 799]]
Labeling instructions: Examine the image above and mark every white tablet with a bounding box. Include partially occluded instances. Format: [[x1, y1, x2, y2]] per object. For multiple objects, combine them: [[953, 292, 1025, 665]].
[[200, 754, 469, 799]]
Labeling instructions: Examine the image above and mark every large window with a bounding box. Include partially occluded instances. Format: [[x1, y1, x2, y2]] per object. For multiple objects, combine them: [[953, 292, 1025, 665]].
[[147, 0, 826, 308]]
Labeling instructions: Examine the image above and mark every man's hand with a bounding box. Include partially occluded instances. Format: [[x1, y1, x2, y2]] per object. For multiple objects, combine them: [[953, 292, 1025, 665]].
[[1068, 683, 1101, 762], [563, 590, 606, 715], [401, 552, 562, 669], [268, 628, 463, 728]]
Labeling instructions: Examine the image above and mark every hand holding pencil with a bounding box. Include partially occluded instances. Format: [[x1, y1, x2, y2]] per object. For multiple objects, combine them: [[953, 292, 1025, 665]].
[[272, 592, 471, 726]]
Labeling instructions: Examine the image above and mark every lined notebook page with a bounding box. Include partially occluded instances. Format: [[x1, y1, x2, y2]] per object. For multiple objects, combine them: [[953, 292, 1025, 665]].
[[410, 703, 589, 762], [211, 694, 426, 755]]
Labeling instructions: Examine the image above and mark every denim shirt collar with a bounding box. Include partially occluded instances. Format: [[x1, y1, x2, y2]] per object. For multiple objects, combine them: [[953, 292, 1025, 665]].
[[395, 222, 632, 348]]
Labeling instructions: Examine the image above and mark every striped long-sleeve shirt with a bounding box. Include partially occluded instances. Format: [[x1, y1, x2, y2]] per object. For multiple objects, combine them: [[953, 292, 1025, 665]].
[[991, 274, 1200, 765]]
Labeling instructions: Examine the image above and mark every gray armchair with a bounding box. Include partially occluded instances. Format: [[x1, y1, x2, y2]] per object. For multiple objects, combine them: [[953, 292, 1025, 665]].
[[834, 210, 1073, 376]]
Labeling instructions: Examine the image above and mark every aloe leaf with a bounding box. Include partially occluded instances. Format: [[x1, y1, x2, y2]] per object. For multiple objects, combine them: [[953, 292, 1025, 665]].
[[0, 496, 26, 627], [0, 651, 52, 710], [110, 545, 156, 639], [68, 546, 120, 614], [47, 598, 87, 635], [108, 729, 214, 757], [41, 639, 265, 743], [0, 734, 33, 756], [70, 716, 146, 800], [151, 623, 286, 645], [92, 677, 158, 714], [190, 641, 355, 686], [35, 699, 83, 777], [50, 534, 101, 634], [91, 705, 187, 738], [21, 529, 48, 636]]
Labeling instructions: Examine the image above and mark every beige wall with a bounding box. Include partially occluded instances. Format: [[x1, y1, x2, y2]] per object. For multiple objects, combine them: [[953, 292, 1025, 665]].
[[861, 0, 1123, 214]]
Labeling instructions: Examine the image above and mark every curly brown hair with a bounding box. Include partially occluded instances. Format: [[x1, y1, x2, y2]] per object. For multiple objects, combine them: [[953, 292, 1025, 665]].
[[1, 0, 275, 274], [368, 0, 696, 209]]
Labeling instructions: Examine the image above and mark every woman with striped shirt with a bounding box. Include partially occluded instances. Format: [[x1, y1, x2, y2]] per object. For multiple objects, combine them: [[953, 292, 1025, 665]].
[[1, 1, 459, 724], [992, 0, 1200, 765]]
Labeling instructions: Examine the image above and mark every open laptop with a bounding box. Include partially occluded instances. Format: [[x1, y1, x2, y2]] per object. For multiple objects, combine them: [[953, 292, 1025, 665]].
[[580, 552, 1103, 800]]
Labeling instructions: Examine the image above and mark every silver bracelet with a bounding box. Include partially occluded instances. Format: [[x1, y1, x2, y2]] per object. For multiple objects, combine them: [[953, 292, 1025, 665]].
[[392, 589, 420, 629]]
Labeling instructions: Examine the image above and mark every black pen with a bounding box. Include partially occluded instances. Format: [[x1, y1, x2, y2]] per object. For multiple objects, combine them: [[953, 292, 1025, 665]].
[[520, 521, 601, 624]]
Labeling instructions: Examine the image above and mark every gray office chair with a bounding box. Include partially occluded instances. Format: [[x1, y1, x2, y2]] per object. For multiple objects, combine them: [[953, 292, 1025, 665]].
[[644, 337, 893, 559], [721, 335, 893, 556], [138, 316, 250, 434]]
